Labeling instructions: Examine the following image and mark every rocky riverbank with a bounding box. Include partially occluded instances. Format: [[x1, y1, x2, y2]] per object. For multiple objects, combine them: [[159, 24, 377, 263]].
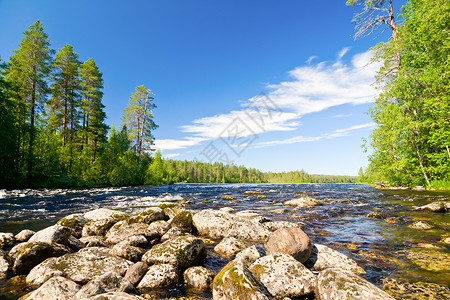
[[0, 201, 400, 300]]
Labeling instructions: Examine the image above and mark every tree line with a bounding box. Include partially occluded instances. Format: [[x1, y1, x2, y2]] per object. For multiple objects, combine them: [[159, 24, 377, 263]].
[[348, 0, 449, 188]]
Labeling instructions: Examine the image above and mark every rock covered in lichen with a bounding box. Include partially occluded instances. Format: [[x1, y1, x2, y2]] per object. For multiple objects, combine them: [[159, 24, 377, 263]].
[[262, 220, 305, 232], [214, 237, 246, 257], [111, 240, 146, 261], [184, 266, 215, 290], [84, 209, 127, 222], [15, 229, 35, 243], [24, 276, 80, 300], [264, 226, 312, 263], [87, 291, 145, 299], [56, 213, 87, 238], [0, 232, 15, 249], [105, 221, 158, 244], [304, 244, 365, 274], [415, 201, 450, 213], [0, 250, 10, 276], [26, 247, 133, 285], [124, 261, 148, 286], [250, 253, 316, 298], [170, 210, 196, 234], [137, 263, 179, 290], [234, 245, 264, 268], [28, 225, 72, 245], [79, 235, 107, 248], [212, 260, 270, 300], [127, 207, 165, 224], [142, 235, 206, 268], [192, 209, 271, 241], [75, 271, 135, 299], [315, 268, 395, 300]]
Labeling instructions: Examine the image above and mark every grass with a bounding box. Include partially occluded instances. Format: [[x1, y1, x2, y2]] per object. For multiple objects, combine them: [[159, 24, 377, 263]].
[[430, 179, 450, 190]]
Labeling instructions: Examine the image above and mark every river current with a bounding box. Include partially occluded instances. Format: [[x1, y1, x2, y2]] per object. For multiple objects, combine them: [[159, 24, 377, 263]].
[[0, 183, 449, 298]]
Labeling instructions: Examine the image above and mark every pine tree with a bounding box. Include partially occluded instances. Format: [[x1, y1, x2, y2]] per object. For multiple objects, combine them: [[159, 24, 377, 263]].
[[48, 44, 81, 172], [122, 85, 158, 161], [79, 58, 107, 161], [4, 20, 53, 180]]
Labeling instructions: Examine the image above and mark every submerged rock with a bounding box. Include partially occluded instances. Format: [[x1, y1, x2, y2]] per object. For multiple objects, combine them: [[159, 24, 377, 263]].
[[315, 268, 394, 300], [142, 235, 206, 268], [264, 227, 312, 263], [193, 209, 270, 241], [26, 247, 133, 285], [284, 197, 323, 208], [24, 276, 80, 300], [382, 278, 450, 300], [137, 264, 178, 290], [184, 266, 215, 290], [409, 221, 433, 230], [250, 253, 316, 298], [212, 260, 270, 300], [304, 244, 365, 274]]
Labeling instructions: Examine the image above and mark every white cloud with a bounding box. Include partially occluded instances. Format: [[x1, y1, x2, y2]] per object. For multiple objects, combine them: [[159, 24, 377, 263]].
[[154, 48, 381, 152], [163, 153, 180, 159], [253, 122, 375, 148], [332, 113, 353, 118]]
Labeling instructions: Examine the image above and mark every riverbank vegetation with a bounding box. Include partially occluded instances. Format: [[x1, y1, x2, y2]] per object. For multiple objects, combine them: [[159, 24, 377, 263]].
[[351, 0, 450, 188]]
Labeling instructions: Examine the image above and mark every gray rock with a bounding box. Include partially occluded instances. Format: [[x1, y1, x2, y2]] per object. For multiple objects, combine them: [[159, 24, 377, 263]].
[[214, 237, 246, 257], [26, 247, 133, 285], [82, 219, 121, 237], [79, 236, 107, 248], [123, 261, 148, 286], [250, 253, 316, 298], [15, 229, 35, 243], [25, 276, 80, 300], [28, 225, 72, 245], [57, 213, 87, 238], [12, 242, 72, 274], [147, 220, 171, 236], [184, 266, 215, 290], [0, 250, 10, 275], [284, 197, 323, 207], [160, 226, 184, 242], [219, 207, 236, 213], [105, 221, 158, 244], [137, 264, 178, 290], [304, 244, 365, 274], [235, 210, 270, 223], [84, 209, 127, 222], [234, 245, 264, 268], [127, 207, 165, 224], [415, 201, 450, 213], [264, 227, 312, 263], [123, 235, 148, 248], [75, 272, 134, 299], [111, 241, 145, 262], [66, 235, 85, 252], [86, 292, 145, 299], [315, 268, 395, 300], [0, 232, 15, 249], [212, 260, 270, 300], [192, 209, 271, 241], [142, 235, 206, 268]]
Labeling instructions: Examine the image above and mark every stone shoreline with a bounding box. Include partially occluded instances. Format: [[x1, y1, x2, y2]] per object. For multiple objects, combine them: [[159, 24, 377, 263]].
[[0, 202, 396, 299]]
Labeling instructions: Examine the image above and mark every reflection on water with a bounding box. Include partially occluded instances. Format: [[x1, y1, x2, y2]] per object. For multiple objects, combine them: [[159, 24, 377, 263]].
[[0, 183, 449, 298]]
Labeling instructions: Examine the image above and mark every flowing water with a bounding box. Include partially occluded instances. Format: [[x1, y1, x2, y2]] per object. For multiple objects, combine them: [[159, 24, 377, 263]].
[[0, 183, 449, 299]]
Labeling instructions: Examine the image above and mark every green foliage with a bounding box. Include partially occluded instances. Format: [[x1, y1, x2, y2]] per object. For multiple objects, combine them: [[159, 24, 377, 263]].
[[366, 0, 450, 187]]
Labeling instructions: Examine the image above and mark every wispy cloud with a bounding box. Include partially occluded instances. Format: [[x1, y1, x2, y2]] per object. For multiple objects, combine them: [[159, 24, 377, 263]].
[[163, 153, 180, 159], [332, 113, 353, 118], [253, 122, 375, 148], [154, 48, 380, 152]]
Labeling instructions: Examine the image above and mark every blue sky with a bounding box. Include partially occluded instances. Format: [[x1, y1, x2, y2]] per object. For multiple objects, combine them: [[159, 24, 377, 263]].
[[0, 0, 397, 175]]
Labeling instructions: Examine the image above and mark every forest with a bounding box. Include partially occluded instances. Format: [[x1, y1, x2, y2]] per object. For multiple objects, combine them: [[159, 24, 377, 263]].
[[354, 0, 450, 188]]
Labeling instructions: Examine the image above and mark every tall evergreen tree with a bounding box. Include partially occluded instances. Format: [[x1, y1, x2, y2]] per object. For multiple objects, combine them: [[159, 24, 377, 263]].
[[122, 85, 158, 161], [79, 58, 107, 161], [48, 44, 81, 172], [4, 20, 53, 180]]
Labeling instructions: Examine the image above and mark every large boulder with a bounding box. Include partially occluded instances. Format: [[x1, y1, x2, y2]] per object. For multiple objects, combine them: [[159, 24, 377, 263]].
[[284, 197, 323, 207], [75, 272, 135, 299], [0, 232, 15, 249], [84, 208, 127, 222], [127, 207, 165, 224], [214, 237, 246, 257], [235, 246, 264, 268], [15, 229, 35, 243], [24, 276, 80, 300], [212, 260, 270, 300], [82, 209, 127, 237], [147, 220, 171, 236], [264, 227, 312, 263], [111, 241, 146, 262], [105, 221, 158, 244], [170, 210, 196, 234], [304, 244, 365, 274], [415, 201, 450, 213], [56, 214, 87, 238], [137, 264, 178, 290], [26, 247, 133, 285], [142, 235, 206, 268], [193, 209, 271, 241], [315, 268, 395, 300], [250, 253, 316, 298], [28, 225, 72, 245], [184, 266, 215, 290], [12, 242, 72, 274]]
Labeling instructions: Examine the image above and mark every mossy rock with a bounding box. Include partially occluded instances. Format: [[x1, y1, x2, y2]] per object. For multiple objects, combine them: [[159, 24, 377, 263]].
[[170, 211, 197, 234], [127, 207, 165, 224]]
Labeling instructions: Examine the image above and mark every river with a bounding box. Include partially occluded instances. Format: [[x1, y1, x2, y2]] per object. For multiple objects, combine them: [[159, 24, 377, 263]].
[[0, 183, 449, 298]]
